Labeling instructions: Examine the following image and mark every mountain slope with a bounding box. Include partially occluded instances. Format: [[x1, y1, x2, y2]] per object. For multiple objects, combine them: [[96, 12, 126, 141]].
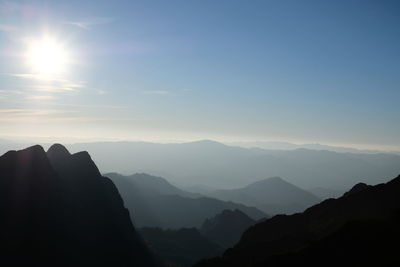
[[106, 172, 199, 198], [207, 177, 320, 214], [308, 186, 343, 199], [139, 227, 222, 267], [107, 172, 266, 228], [200, 209, 256, 248], [0, 144, 160, 267], [195, 174, 400, 267]]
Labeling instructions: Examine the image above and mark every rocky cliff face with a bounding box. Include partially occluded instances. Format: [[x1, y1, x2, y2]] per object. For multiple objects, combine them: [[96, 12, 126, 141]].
[[0, 144, 160, 267]]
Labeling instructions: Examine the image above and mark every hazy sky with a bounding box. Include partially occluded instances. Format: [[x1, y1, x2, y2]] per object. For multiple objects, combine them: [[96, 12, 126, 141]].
[[0, 0, 399, 149]]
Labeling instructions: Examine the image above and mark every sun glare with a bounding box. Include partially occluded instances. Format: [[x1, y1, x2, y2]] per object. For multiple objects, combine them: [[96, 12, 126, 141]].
[[26, 36, 69, 77]]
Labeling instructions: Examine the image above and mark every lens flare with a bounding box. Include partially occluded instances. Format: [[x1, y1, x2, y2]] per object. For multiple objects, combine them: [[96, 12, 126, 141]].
[[26, 36, 69, 76]]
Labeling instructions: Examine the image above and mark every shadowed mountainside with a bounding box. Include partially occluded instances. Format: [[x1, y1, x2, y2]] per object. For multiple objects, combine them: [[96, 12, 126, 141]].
[[195, 174, 400, 267], [200, 209, 257, 248], [0, 144, 160, 267], [107, 172, 199, 198], [206, 177, 320, 215], [107, 172, 266, 228], [139, 227, 222, 267]]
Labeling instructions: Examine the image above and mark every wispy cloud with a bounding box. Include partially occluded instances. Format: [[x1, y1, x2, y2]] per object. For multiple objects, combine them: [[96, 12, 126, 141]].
[[0, 108, 73, 116], [0, 108, 103, 123], [65, 17, 114, 30], [0, 116, 104, 123], [0, 89, 25, 95], [42, 102, 127, 109], [0, 110, 121, 123], [24, 95, 58, 100], [141, 89, 192, 96], [97, 90, 110, 95], [2, 73, 86, 93], [5, 73, 81, 84], [29, 85, 80, 93], [0, 89, 26, 100], [142, 90, 171, 95]]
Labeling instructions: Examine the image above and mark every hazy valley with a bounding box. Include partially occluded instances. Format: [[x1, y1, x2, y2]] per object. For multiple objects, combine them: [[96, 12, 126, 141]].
[[1, 142, 400, 266], [1, 1, 399, 266]]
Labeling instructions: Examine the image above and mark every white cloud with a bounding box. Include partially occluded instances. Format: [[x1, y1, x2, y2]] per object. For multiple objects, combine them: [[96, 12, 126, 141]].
[[37, 102, 127, 109], [0, 89, 24, 95], [97, 90, 109, 95], [0, 108, 104, 123], [0, 116, 102, 123], [65, 17, 115, 30], [2, 73, 86, 93], [5, 73, 80, 84], [24, 95, 58, 100], [142, 90, 170, 95], [29, 85, 79, 93], [0, 108, 73, 116]]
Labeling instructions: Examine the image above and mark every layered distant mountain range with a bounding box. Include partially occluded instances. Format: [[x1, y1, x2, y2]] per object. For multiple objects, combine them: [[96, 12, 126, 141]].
[[205, 177, 321, 214], [1, 143, 399, 267], [65, 140, 400, 191], [195, 174, 400, 267], [106, 172, 266, 228], [2, 140, 399, 193]]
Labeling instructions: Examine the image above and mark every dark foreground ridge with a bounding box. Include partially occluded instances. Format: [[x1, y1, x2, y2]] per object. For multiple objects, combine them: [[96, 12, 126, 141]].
[[0, 144, 160, 267], [195, 174, 400, 267]]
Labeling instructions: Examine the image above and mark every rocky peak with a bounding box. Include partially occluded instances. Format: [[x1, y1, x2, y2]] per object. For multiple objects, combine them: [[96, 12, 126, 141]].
[[343, 182, 371, 197]]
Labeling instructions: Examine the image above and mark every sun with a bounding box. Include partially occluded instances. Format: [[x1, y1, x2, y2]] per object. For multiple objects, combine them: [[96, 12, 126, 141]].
[[26, 36, 69, 77]]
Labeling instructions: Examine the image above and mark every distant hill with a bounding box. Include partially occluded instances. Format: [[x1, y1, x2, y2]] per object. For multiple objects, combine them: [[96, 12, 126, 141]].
[[1, 139, 399, 191], [107, 172, 199, 198], [106, 172, 266, 228], [0, 144, 160, 267], [139, 227, 222, 267], [308, 186, 343, 199], [195, 174, 400, 267], [227, 141, 387, 154], [200, 209, 257, 248], [207, 177, 321, 214], [63, 140, 400, 191]]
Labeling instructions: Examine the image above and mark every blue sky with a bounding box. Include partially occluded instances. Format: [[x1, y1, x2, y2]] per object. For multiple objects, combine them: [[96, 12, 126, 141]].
[[0, 0, 399, 149]]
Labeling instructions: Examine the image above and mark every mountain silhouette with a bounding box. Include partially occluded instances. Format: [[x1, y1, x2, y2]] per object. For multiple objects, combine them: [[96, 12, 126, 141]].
[[207, 177, 320, 214], [308, 186, 342, 199], [342, 182, 371, 197], [0, 144, 160, 267], [65, 140, 400, 190], [139, 227, 222, 267], [107, 172, 266, 228], [195, 174, 400, 267], [106, 172, 199, 198], [200, 209, 257, 248]]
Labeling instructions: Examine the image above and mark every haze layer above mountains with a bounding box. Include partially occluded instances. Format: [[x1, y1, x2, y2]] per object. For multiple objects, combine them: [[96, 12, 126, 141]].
[[58, 141, 400, 191], [2, 139, 400, 194]]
